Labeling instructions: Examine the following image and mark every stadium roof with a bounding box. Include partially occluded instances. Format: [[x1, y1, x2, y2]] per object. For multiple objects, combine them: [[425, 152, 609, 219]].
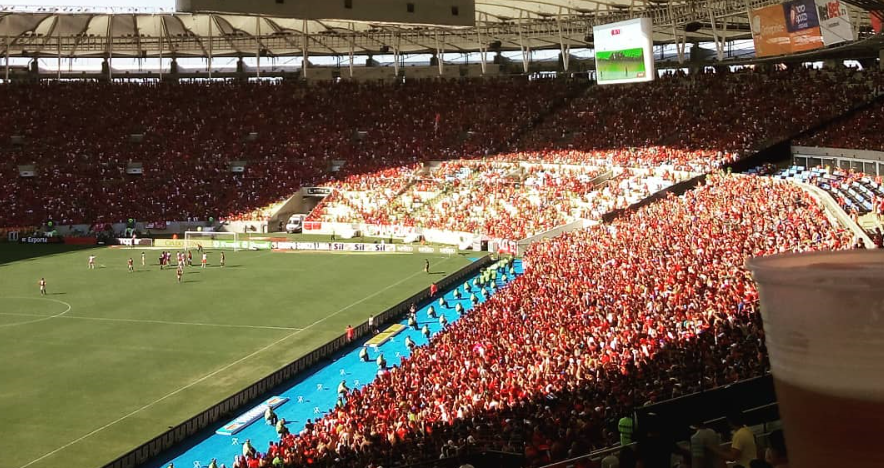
[[0, 0, 872, 58]]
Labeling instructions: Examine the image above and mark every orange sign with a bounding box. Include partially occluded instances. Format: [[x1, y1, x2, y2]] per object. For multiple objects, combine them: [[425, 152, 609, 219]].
[[750, 1, 823, 57]]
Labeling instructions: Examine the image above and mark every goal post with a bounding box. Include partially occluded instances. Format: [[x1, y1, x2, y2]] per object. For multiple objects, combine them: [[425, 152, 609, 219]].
[[184, 231, 240, 251]]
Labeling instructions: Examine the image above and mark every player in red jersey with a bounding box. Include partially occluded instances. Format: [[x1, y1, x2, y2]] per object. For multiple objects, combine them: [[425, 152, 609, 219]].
[[128, 258, 134, 273]]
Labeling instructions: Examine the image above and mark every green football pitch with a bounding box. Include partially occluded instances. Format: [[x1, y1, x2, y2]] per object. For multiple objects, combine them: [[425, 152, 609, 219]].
[[0, 244, 472, 468]]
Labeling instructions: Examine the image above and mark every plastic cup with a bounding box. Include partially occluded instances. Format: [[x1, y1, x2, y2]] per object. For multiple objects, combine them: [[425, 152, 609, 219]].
[[747, 250, 884, 468]]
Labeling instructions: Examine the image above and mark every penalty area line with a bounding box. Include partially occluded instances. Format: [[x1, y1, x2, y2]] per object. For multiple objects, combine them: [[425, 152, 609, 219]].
[[17, 255, 459, 468]]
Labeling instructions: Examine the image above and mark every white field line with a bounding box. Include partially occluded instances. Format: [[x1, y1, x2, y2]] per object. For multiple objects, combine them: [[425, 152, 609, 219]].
[[0, 297, 72, 329], [17, 256, 458, 468]]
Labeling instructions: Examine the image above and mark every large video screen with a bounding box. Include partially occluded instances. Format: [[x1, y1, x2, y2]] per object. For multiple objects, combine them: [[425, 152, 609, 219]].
[[592, 18, 655, 85]]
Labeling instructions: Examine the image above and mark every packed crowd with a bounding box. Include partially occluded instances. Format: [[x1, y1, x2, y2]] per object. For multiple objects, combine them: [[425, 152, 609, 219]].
[[306, 156, 696, 240], [4, 67, 883, 229], [411, 160, 604, 239], [497, 147, 736, 174], [0, 78, 578, 227], [797, 99, 884, 150], [212, 174, 852, 468], [517, 67, 882, 155]]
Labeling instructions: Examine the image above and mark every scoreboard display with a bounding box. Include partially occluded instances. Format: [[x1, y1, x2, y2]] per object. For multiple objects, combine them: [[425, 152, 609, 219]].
[[593, 18, 655, 85]]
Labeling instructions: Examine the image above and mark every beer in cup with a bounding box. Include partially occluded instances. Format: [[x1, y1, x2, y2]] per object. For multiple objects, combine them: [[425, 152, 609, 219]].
[[747, 250, 884, 468]]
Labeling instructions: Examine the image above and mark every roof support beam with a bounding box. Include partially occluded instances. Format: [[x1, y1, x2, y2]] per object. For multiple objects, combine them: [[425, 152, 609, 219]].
[[435, 29, 444, 75], [518, 11, 529, 73], [255, 16, 260, 78], [556, 9, 569, 71], [158, 16, 164, 80], [393, 32, 401, 78], [669, 0, 686, 64], [708, 2, 727, 61], [107, 14, 113, 80], [57, 17, 61, 79], [348, 22, 354, 78], [4, 26, 10, 82], [208, 14, 213, 78], [302, 17, 308, 79], [477, 14, 487, 74]]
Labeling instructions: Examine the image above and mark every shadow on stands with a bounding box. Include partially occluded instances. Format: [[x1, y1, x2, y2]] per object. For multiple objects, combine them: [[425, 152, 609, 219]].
[[0, 243, 97, 267]]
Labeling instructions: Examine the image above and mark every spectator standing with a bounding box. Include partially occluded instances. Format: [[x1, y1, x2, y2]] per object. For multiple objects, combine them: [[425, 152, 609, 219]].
[[713, 413, 757, 468], [618, 415, 634, 446], [690, 418, 724, 468]]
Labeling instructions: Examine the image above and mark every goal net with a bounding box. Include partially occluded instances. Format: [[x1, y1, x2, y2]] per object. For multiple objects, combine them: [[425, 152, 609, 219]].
[[184, 231, 240, 251]]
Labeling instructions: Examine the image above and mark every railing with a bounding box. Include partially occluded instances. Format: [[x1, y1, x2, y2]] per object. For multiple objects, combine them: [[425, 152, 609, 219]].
[[538, 443, 639, 468], [101, 255, 493, 468], [515, 219, 586, 256], [537, 377, 779, 468]]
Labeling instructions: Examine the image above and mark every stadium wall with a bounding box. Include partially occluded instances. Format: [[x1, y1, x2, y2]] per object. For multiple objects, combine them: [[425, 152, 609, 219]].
[[792, 146, 884, 163], [101, 255, 494, 468]]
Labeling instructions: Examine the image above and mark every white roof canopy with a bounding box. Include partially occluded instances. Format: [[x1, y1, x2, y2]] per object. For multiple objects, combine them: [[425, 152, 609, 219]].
[[0, 0, 871, 58]]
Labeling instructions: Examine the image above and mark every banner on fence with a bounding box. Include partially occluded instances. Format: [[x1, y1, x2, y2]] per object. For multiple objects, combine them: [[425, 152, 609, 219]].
[[272, 242, 461, 254], [117, 238, 155, 246]]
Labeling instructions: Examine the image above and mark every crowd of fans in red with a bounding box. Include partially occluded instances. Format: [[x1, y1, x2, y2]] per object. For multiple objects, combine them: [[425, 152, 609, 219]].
[[797, 98, 884, 150], [2, 67, 882, 229], [308, 159, 611, 240], [0, 78, 578, 227], [218, 174, 852, 468], [517, 67, 882, 155]]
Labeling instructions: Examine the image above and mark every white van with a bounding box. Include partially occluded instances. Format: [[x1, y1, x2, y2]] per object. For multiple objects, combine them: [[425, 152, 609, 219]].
[[285, 214, 306, 233]]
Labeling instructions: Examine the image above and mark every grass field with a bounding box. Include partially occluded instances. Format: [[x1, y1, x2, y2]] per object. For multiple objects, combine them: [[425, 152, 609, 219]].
[[0, 243, 472, 468], [596, 47, 647, 82]]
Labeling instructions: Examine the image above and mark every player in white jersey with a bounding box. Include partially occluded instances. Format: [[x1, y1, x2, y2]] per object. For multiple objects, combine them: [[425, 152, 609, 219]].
[[88, 255, 96, 269], [201, 253, 207, 268]]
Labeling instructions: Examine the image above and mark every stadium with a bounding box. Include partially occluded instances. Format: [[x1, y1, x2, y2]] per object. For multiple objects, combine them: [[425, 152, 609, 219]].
[[2, 0, 884, 467]]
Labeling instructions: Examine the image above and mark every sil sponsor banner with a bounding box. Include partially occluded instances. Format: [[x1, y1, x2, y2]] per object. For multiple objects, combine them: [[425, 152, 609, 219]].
[[272, 241, 459, 254], [304, 187, 333, 197], [212, 240, 272, 250], [815, 0, 853, 45], [750, 0, 823, 57], [117, 238, 154, 246]]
